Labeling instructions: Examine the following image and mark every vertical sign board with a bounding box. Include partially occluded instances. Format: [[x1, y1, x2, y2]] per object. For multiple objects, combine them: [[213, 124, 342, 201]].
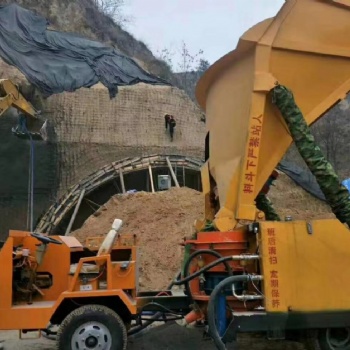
[[260, 223, 289, 313], [236, 113, 263, 219], [266, 226, 282, 310]]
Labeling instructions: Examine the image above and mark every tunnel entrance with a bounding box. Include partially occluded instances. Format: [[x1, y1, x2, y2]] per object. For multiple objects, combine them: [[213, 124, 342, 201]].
[[36, 154, 203, 235]]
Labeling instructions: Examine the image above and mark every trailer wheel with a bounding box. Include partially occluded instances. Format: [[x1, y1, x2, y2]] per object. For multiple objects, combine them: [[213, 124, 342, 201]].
[[305, 328, 350, 350], [56, 304, 127, 350]]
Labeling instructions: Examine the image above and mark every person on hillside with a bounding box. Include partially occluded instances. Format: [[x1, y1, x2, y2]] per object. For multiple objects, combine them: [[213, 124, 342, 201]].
[[164, 114, 170, 129], [169, 115, 176, 141]]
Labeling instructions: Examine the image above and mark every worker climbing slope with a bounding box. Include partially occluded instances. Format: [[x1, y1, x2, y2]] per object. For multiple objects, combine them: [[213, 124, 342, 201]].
[[164, 113, 176, 141]]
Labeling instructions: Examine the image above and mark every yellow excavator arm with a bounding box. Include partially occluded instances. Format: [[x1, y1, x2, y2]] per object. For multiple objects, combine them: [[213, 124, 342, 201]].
[[0, 79, 37, 117], [0, 79, 46, 140], [196, 0, 350, 231]]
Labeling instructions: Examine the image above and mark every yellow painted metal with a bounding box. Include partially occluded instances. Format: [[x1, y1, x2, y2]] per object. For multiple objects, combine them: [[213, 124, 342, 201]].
[[201, 161, 214, 221], [0, 79, 37, 117], [196, 0, 350, 230], [0, 230, 138, 330], [259, 220, 350, 312]]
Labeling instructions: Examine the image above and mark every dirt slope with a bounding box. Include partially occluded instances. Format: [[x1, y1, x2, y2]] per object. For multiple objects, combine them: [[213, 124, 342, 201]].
[[73, 187, 204, 290], [269, 172, 334, 221]]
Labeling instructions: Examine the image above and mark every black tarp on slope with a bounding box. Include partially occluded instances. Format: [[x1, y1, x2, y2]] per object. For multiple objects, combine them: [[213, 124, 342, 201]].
[[277, 160, 326, 201], [0, 4, 170, 98]]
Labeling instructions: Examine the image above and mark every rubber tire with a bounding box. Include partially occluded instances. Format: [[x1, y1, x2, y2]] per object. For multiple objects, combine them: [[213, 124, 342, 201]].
[[56, 304, 127, 350], [305, 329, 350, 350]]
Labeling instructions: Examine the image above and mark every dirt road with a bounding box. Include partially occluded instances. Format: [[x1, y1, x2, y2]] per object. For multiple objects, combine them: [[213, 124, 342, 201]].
[[0, 324, 306, 350]]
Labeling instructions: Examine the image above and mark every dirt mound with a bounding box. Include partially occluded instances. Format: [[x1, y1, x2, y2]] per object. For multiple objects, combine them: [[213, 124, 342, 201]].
[[269, 172, 335, 221], [72, 173, 335, 291], [73, 187, 204, 291]]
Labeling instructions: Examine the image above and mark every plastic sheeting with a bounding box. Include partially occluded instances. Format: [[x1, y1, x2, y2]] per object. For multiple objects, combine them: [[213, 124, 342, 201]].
[[342, 179, 350, 194], [0, 4, 170, 98], [277, 160, 326, 201]]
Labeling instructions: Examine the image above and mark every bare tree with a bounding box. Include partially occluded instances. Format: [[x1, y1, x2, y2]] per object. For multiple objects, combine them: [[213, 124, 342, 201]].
[[312, 107, 343, 172], [156, 42, 210, 100], [197, 59, 210, 76], [157, 48, 175, 68], [93, 0, 129, 25], [176, 41, 204, 96], [178, 42, 203, 72]]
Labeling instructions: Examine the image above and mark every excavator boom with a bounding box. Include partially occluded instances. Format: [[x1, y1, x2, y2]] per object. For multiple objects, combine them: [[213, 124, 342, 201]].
[[0, 79, 46, 140], [196, 0, 350, 231], [0, 79, 36, 116]]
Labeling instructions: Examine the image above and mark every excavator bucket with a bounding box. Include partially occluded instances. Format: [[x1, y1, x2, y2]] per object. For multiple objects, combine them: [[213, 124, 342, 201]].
[[196, 0, 350, 231], [11, 117, 48, 141], [0, 79, 47, 141]]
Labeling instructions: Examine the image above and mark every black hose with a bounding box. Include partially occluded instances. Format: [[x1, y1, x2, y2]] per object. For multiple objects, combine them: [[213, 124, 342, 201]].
[[182, 249, 233, 301], [173, 256, 233, 286], [127, 271, 182, 336], [129, 254, 233, 335], [129, 254, 242, 336], [140, 302, 184, 317], [207, 275, 251, 350]]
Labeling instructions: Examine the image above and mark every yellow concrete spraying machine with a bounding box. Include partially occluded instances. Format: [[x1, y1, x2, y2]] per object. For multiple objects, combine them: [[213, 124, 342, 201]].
[[178, 0, 350, 349]]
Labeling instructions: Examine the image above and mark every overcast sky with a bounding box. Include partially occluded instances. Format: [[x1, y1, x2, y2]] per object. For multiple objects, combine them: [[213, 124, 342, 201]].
[[124, 0, 285, 71]]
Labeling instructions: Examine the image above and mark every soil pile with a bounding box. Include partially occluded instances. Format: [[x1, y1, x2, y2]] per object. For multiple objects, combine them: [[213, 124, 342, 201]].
[[73, 187, 204, 290], [269, 172, 335, 221], [72, 173, 335, 291]]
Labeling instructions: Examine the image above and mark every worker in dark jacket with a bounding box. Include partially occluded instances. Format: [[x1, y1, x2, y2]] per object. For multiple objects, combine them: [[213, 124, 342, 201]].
[[169, 115, 176, 141], [164, 114, 170, 129]]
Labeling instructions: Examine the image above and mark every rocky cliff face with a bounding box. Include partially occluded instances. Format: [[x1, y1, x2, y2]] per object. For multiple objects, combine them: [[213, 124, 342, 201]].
[[0, 0, 173, 80]]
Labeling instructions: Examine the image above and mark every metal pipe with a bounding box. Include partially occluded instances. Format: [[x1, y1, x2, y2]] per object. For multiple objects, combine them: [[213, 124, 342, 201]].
[[231, 254, 260, 260], [148, 165, 155, 193], [119, 168, 126, 194], [231, 275, 264, 301], [65, 189, 85, 236], [166, 156, 180, 188], [208, 275, 264, 350]]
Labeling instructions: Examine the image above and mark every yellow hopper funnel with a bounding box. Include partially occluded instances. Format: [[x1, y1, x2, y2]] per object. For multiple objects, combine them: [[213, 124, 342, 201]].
[[196, 0, 350, 231]]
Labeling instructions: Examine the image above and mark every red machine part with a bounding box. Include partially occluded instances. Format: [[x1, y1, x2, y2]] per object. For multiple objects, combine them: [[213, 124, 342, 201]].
[[183, 230, 261, 314]]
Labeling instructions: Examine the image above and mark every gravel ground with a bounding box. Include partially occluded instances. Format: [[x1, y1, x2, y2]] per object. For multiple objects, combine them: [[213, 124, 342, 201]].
[[0, 324, 307, 350]]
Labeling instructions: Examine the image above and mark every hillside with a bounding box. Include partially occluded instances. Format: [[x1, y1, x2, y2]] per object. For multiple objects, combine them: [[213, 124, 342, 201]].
[[284, 99, 350, 180], [1, 0, 173, 81]]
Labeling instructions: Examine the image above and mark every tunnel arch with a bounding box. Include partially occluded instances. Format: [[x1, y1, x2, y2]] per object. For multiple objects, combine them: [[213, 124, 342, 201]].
[[36, 154, 204, 235]]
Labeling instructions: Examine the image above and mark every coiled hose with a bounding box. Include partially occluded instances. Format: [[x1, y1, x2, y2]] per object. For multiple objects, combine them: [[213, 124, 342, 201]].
[[128, 270, 182, 336], [173, 256, 234, 286], [182, 249, 233, 301], [129, 252, 233, 336], [207, 275, 256, 350], [129, 251, 233, 336]]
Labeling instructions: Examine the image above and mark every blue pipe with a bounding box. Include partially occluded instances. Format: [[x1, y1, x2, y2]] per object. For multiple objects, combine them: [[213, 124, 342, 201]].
[[216, 292, 227, 337]]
